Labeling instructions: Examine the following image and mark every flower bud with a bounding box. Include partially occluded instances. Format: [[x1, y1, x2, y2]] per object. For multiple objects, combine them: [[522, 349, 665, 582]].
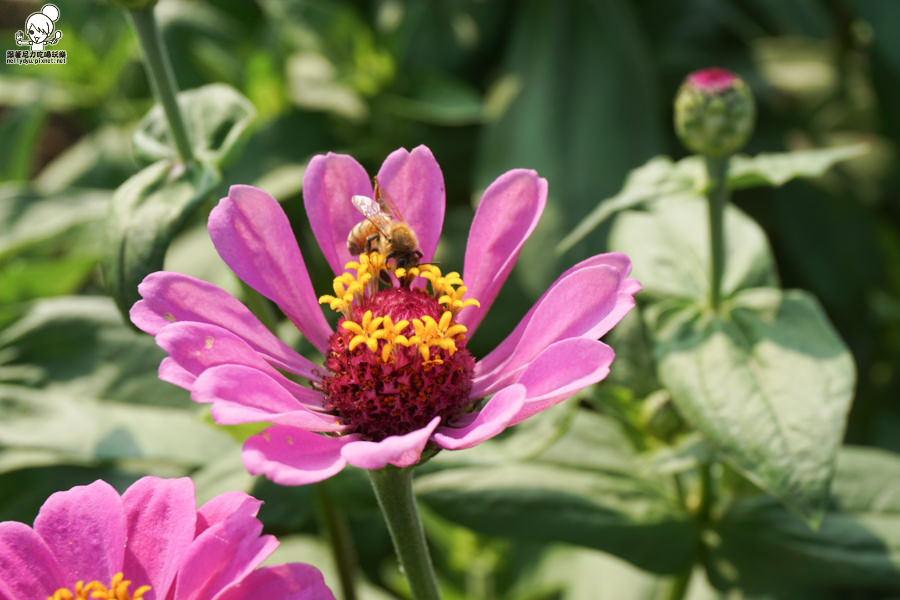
[[674, 68, 755, 157]]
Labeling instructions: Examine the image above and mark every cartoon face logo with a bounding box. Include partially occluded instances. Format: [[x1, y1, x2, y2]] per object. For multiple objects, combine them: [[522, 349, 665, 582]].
[[15, 4, 63, 52]]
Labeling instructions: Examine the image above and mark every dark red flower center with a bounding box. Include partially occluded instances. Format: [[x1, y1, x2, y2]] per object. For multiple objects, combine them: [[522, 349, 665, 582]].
[[318, 254, 479, 441]]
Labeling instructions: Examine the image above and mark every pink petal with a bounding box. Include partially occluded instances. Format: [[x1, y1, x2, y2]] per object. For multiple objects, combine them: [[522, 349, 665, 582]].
[[216, 564, 336, 600], [303, 153, 374, 274], [243, 426, 357, 485], [155, 322, 318, 403], [33, 480, 126, 587], [473, 256, 638, 396], [121, 477, 197, 600], [208, 185, 333, 353], [193, 365, 342, 432], [196, 492, 261, 536], [131, 271, 318, 379], [508, 338, 615, 425], [341, 416, 441, 469], [0, 522, 64, 600], [432, 385, 526, 450], [159, 356, 197, 389], [459, 169, 547, 335], [375, 146, 445, 263], [173, 508, 277, 600]]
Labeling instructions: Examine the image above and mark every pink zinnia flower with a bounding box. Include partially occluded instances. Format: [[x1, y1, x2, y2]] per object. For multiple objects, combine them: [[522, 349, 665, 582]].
[[130, 145, 640, 485], [0, 476, 334, 599]]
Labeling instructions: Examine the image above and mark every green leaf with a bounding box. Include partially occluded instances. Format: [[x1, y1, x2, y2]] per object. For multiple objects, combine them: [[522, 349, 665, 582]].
[[558, 145, 866, 253], [0, 296, 237, 468], [608, 195, 778, 302], [416, 412, 696, 574], [557, 156, 705, 254], [133, 83, 257, 168], [0, 296, 175, 404], [383, 72, 485, 125], [728, 144, 868, 189], [0, 255, 98, 304], [707, 446, 900, 592], [476, 0, 663, 293], [0, 385, 235, 468], [102, 159, 220, 319], [0, 185, 109, 261], [649, 288, 855, 520], [0, 106, 45, 182]]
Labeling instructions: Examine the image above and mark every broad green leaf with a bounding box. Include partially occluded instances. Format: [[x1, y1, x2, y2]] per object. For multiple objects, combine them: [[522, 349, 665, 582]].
[[0, 185, 109, 260], [728, 144, 868, 189], [102, 159, 220, 319], [286, 52, 369, 121], [608, 195, 778, 302], [0, 255, 98, 304], [417, 412, 696, 574], [133, 84, 257, 167], [707, 446, 900, 592], [0, 296, 237, 468], [0, 105, 45, 182], [33, 125, 136, 194], [557, 156, 705, 254], [383, 72, 485, 125], [0, 385, 235, 468], [476, 0, 663, 293], [0, 296, 178, 406], [558, 145, 866, 253], [649, 288, 855, 520]]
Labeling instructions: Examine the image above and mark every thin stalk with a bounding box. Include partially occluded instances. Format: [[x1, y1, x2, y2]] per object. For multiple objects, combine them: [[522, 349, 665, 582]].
[[663, 570, 691, 600], [662, 463, 714, 600], [369, 466, 441, 600], [315, 483, 358, 600], [128, 5, 195, 164], [704, 155, 730, 311]]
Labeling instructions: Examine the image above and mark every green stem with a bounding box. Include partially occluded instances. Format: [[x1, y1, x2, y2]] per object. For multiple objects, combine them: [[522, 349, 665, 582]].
[[663, 463, 715, 600], [315, 483, 358, 600], [128, 5, 195, 164], [704, 155, 730, 311], [663, 569, 691, 600], [369, 466, 441, 600]]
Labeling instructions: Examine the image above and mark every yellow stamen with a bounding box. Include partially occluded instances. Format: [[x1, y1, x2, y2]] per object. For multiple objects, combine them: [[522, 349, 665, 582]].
[[48, 573, 150, 600], [342, 310, 385, 352], [322, 252, 480, 364]]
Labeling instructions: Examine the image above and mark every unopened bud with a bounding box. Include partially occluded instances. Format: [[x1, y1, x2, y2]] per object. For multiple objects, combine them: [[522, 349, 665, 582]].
[[674, 68, 755, 157]]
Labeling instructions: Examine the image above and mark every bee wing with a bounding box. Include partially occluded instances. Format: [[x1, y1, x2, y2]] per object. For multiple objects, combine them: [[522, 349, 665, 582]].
[[373, 177, 407, 223], [351, 194, 393, 236]]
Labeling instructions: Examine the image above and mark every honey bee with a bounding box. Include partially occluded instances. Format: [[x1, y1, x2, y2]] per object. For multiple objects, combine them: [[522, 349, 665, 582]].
[[347, 180, 423, 270]]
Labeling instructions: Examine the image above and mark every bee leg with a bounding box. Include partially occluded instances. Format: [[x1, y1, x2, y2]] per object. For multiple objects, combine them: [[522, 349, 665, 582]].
[[365, 234, 379, 253]]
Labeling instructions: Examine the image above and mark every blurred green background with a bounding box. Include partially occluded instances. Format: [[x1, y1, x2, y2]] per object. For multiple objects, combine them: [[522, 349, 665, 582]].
[[1, 0, 898, 597]]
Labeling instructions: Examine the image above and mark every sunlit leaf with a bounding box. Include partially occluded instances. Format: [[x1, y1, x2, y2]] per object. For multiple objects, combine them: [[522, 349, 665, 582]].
[[102, 159, 220, 319], [0, 296, 236, 469], [649, 288, 855, 521], [708, 446, 900, 592], [608, 195, 777, 302], [133, 83, 257, 167], [0, 185, 109, 261], [728, 144, 868, 189], [559, 145, 866, 253], [417, 412, 696, 574]]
